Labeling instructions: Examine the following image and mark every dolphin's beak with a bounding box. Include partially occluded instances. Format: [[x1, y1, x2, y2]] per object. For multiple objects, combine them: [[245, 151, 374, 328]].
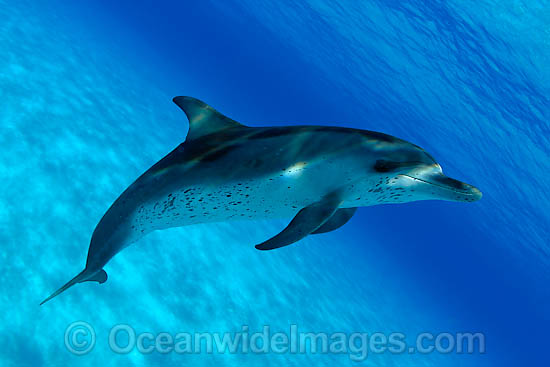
[[397, 168, 482, 203]]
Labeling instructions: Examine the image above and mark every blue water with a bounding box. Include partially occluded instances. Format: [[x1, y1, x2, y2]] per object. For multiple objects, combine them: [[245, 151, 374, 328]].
[[1, 0, 548, 366]]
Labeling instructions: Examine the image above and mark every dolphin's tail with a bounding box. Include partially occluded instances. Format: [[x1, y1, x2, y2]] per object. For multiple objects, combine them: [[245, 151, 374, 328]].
[[40, 268, 108, 306]]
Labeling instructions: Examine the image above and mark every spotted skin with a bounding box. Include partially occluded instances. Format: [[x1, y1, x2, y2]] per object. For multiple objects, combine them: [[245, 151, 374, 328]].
[[40, 96, 482, 305]]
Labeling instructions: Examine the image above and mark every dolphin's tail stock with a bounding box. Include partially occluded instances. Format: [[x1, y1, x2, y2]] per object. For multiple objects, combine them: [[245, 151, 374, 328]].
[[40, 268, 108, 305]]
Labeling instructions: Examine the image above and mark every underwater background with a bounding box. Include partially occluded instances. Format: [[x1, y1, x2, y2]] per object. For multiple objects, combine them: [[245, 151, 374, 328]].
[[1, 0, 549, 365]]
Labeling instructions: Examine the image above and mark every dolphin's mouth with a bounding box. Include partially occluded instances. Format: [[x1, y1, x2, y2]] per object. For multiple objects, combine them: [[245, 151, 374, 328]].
[[398, 174, 482, 198]]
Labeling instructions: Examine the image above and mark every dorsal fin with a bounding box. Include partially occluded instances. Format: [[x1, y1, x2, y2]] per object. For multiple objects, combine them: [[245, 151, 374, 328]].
[[173, 96, 246, 141]]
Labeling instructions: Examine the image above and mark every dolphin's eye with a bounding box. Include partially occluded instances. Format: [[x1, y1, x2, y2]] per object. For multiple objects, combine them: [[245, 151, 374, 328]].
[[374, 160, 400, 173]]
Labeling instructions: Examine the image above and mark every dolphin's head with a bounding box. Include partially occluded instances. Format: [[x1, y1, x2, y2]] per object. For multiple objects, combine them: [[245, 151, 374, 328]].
[[363, 136, 482, 203]]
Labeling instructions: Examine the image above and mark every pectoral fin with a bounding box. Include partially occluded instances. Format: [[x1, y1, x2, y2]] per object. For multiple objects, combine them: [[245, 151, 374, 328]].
[[312, 207, 357, 234], [255, 196, 341, 251]]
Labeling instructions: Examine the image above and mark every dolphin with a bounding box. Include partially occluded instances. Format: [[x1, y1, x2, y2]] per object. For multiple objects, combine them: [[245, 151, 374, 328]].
[[40, 96, 482, 305]]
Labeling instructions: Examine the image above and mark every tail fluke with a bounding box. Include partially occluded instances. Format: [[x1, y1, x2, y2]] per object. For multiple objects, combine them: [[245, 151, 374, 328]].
[[40, 269, 108, 306]]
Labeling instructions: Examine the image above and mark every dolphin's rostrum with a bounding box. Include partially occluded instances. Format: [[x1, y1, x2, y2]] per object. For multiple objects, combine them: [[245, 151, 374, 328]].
[[40, 96, 482, 305]]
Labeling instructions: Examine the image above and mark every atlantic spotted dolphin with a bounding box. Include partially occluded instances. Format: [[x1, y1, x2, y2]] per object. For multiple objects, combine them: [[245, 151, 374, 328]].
[[41, 96, 482, 304]]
